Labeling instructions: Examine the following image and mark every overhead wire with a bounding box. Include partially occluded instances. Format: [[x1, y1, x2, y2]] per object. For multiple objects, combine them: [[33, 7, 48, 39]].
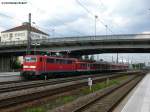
[[36, 25, 65, 37], [98, 0, 105, 9], [75, 0, 114, 34], [27, 0, 84, 36], [0, 3, 83, 37], [0, 12, 66, 37], [97, 0, 124, 34]]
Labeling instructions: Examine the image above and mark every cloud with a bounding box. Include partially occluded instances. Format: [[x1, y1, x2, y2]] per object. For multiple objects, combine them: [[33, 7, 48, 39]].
[[142, 31, 150, 34], [0, 0, 150, 63], [0, 0, 150, 36]]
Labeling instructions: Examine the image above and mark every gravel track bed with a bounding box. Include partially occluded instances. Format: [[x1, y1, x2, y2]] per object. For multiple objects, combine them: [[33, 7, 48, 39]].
[[50, 74, 144, 112], [0, 71, 144, 112], [0, 74, 130, 110], [0, 72, 135, 93]]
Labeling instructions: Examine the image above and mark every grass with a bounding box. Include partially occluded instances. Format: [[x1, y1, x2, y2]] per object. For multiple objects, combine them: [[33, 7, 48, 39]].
[[81, 78, 121, 94], [24, 107, 46, 112], [24, 75, 128, 112]]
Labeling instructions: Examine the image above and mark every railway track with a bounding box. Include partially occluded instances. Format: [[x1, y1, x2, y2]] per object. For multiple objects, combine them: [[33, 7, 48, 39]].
[[73, 76, 143, 112], [0, 80, 27, 85], [0, 74, 110, 93], [0, 71, 136, 93], [0, 71, 145, 112], [51, 73, 144, 112]]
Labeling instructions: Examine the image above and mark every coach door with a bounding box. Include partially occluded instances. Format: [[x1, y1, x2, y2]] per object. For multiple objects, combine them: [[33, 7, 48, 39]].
[[40, 57, 46, 73], [87, 63, 90, 70]]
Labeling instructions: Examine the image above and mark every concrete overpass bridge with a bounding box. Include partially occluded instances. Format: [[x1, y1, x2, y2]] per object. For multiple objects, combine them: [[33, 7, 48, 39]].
[[0, 33, 150, 55], [0, 33, 150, 71]]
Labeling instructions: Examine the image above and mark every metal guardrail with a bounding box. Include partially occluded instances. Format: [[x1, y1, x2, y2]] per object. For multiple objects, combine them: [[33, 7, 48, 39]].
[[0, 34, 150, 47]]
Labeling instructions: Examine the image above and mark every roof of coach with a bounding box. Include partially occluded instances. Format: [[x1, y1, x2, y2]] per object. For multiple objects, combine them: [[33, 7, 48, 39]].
[[24, 55, 78, 61]]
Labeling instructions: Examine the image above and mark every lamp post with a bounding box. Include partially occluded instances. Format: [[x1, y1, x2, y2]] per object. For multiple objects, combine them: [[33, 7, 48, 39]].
[[116, 53, 118, 64], [32, 43, 40, 55], [52, 28, 55, 37], [105, 25, 108, 39], [27, 13, 31, 55], [94, 15, 98, 40]]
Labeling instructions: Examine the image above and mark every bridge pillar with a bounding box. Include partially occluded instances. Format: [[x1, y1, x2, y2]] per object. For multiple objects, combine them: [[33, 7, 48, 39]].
[[0, 55, 13, 72]]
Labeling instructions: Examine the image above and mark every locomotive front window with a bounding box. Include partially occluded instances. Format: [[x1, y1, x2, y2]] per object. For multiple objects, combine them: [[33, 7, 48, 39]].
[[24, 57, 37, 62]]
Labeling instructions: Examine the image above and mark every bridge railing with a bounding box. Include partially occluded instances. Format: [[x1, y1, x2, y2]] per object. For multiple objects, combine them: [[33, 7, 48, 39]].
[[0, 34, 150, 46]]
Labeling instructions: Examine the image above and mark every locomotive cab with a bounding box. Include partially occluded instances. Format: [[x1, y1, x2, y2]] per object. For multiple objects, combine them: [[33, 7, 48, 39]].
[[21, 55, 45, 79]]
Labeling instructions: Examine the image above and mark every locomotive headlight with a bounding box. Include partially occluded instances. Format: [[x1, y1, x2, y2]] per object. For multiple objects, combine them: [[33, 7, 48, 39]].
[[30, 66, 36, 68], [23, 66, 29, 68]]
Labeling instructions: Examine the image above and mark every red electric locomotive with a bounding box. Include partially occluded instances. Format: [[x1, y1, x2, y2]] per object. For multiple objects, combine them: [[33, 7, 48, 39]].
[[21, 55, 128, 79]]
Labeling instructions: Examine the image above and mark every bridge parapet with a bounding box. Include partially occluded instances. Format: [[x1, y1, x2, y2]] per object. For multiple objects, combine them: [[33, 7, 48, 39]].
[[0, 34, 150, 47]]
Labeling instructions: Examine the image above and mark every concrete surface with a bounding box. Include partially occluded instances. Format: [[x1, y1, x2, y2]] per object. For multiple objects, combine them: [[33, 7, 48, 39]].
[[114, 74, 150, 112]]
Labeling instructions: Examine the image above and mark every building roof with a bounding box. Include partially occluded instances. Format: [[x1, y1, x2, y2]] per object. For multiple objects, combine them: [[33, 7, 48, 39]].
[[1, 22, 49, 36]]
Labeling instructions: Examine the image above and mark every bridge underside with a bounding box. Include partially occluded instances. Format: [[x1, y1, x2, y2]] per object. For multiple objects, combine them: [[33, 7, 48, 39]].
[[69, 48, 150, 56], [1, 37, 150, 71], [1, 38, 150, 56], [0, 48, 150, 56], [0, 56, 13, 72]]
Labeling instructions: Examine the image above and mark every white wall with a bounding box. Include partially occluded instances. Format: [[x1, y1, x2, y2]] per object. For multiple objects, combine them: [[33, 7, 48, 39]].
[[31, 32, 49, 40], [1, 30, 49, 42], [1, 30, 27, 42]]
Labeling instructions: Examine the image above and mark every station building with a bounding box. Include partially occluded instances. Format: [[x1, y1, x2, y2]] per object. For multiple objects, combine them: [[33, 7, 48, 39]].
[[1, 22, 49, 42]]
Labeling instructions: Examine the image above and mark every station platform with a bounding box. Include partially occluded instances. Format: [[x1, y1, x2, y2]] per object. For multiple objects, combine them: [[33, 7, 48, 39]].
[[0, 72, 21, 82], [118, 73, 150, 112], [0, 72, 20, 77]]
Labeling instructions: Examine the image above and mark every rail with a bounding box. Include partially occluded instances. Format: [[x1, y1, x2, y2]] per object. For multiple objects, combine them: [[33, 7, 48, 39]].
[[0, 71, 142, 111], [51, 73, 144, 112]]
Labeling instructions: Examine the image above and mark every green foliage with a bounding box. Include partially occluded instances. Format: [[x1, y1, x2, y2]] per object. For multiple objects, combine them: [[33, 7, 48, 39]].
[[24, 76, 128, 111], [11, 58, 22, 69], [90, 55, 95, 61], [132, 63, 145, 69], [60, 96, 75, 103], [84, 55, 89, 60], [25, 107, 46, 112]]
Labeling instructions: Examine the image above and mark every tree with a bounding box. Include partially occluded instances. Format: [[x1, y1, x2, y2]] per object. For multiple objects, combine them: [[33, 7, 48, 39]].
[[90, 55, 94, 61], [100, 59, 104, 62], [11, 58, 22, 70], [84, 55, 89, 60], [132, 63, 145, 69]]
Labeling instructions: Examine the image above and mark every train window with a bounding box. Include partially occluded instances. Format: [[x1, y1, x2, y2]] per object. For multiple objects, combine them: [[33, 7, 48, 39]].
[[61, 59, 65, 64], [24, 57, 36, 62], [63, 60, 67, 64], [81, 64, 87, 68], [64, 60, 71, 64], [68, 60, 72, 64], [47, 58, 54, 63], [40, 57, 42, 62], [56, 59, 61, 64]]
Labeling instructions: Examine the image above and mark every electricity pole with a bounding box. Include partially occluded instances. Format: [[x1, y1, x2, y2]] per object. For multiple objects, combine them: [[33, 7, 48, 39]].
[[27, 13, 31, 54], [105, 25, 108, 39], [94, 15, 98, 40], [116, 53, 118, 63]]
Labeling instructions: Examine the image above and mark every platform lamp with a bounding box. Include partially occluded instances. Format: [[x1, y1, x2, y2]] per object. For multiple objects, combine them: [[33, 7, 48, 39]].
[[105, 25, 108, 39], [52, 28, 55, 37], [94, 15, 98, 40], [27, 13, 31, 55], [116, 53, 119, 64]]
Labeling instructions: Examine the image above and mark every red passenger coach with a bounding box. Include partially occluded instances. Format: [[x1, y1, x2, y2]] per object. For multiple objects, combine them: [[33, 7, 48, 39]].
[[21, 55, 128, 79]]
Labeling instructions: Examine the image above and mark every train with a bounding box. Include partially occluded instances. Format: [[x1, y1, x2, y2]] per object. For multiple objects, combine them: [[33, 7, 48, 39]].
[[21, 55, 128, 79]]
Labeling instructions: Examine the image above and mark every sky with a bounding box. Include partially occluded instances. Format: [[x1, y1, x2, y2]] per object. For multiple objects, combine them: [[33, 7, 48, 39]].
[[0, 0, 150, 64]]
